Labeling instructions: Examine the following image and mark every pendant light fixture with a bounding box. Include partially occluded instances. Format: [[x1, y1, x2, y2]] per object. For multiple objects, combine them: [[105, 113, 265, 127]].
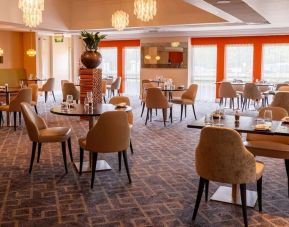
[[112, 10, 129, 31], [18, 0, 45, 28], [134, 0, 157, 22], [26, 31, 36, 57]]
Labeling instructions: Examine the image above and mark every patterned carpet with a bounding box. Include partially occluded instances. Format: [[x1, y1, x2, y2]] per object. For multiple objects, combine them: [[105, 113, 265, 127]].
[[0, 94, 289, 227]]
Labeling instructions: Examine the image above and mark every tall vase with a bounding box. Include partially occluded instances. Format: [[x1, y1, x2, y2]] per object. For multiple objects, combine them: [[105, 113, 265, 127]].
[[81, 50, 102, 69]]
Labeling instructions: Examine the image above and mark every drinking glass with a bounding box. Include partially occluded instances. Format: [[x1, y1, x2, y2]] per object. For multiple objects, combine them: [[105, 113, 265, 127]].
[[204, 114, 213, 126], [87, 91, 93, 107], [19, 80, 24, 88], [264, 109, 272, 127], [66, 95, 73, 108]]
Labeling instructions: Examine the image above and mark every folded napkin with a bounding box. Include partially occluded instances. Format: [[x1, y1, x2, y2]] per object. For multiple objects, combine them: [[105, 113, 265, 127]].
[[255, 124, 270, 130], [282, 117, 289, 123]]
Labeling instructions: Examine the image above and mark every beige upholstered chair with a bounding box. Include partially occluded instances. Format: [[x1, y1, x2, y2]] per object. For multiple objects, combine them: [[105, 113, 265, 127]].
[[271, 92, 289, 114], [141, 82, 154, 117], [145, 87, 173, 126], [219, 82, 238, 109], [193, 126, 264, 227], [0, 88, 32, 131], [28, 84, 39, 114], [244, 107, 289, 196], [171, 84, 198, 121], [109, 96, 134, 153], [278, 86, 289, 92], [38, 78, 56, 102], [101, 80, 107, 103], [78, 111, 131, 188], [20, 102, 73, 174], [61, 80, 69, 88], [107, 77, 121, 97], [276, 83, 289, 91], [242, 83, 263, 111], [62, 82, 80, 103]]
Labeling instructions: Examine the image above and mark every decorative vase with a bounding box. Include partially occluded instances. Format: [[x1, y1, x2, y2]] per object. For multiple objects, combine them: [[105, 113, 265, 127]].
[[81, 50, 102, 69]]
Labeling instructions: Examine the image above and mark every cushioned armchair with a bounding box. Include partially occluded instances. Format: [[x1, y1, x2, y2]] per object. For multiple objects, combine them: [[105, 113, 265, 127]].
[[145, 87, 173, 126], [242, 83, 264, 111], [20, 102, 73, 174], [193, 126, 264, 227], [0, 88, 32, 131], [271, 92, 289, 114], [107, 77, 121, 97], [244, 107, 289, 196], [101, 80, 107, 103], [141, 82, 154, 117], [38, 78, 56, 103], [219, 81, 238, 109], [171, 83, 198, 121], [78, 111, 131, 188], [62, 82, 80, 103], [28, 84, 39, 114]]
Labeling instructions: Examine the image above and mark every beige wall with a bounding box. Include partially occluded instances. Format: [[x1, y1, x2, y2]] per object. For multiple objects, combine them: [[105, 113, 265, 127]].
[[0, 31, 23, 69]]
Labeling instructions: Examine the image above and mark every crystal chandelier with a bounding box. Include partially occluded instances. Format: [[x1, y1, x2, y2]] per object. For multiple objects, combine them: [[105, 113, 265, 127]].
[[134, 0, 157, 22], [18, 0, 45, 28], [112, 10, 129, 31]]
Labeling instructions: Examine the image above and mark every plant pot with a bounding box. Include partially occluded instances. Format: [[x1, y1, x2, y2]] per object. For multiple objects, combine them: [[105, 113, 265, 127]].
[[81, 50, 102, 69]]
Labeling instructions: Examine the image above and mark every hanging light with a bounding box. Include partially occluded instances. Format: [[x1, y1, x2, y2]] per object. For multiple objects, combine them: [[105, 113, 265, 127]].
[[0, 48, 4, 64], [18, 0, 45, 28], [134, 0, 157, 22], [26, 31, 36, 57], [54, 33, 64, 42], [112, 10, 129, 31]]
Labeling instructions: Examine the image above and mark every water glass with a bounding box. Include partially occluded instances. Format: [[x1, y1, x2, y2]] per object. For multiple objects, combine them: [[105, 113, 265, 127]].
[[204, 115, 213, 126], [66, 95, 73, 108], [264, 109, 272, 126]]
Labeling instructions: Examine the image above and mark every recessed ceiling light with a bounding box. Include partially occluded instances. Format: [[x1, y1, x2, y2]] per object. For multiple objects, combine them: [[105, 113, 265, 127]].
[[217, 0, 231, 4]]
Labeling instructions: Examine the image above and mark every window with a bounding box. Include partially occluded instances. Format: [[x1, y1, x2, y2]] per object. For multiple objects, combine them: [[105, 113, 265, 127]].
[[262, 44, 289, 83], [99, 47, 117, 77], [191, 45, 217, 101], [124, 47, 140, 95], [225, 44, 253, 82]]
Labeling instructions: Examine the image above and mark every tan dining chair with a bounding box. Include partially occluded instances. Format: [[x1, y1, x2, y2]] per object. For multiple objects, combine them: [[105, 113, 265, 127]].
[[28, 84, 39, 114], [0, 88, 32, 131], [101, 80, 107, 103], [62, 82, 80, 103], [276, 83, 289, 91], [278, 85, 289, 92], [109, 96, 134, 154], [141, 82, 154, 117], [20, 102, 73, 174], [171, 83, 198, 121], [219, 81, 238, 109], [107, 77, 121, 97], [193, 126, 264, 227], [242, 83, 264, 111], [78, 111, 131, 188], [271, 92, 289, 114], [244, 106, 289, 196], [38, 78, 56, 103], [145, 87, 173, 126], [61, 80, 69, 89]]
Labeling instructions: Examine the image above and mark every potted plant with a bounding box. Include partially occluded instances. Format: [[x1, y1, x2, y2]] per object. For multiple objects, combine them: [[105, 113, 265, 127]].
[[80, 30, 106, 69]]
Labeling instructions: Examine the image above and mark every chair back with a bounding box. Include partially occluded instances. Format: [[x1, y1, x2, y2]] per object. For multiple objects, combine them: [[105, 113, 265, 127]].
[[276, 83, 288, 91], [278, 86, 289, 92], [42, 78, 55, 91], [181, 84, 198, 103], [9, 88, 32, 112], [111, 77, 121, 90], [258, 85, 270, 93], [219, 82, 236, 98], [20, 102, 47, 142], [196, 126, 257, 184], [141, 82, 154, 101], [61, 80, 69, 88], [101, 80, 107, 95], [85, 111, 130, 153], [62, 83, 79, 101], [109, 96, 133, 124], [271, 92, 289, 116], [146, 87, 169, 109], [28, 84, 38, 103], [243, 83, 261, 99]]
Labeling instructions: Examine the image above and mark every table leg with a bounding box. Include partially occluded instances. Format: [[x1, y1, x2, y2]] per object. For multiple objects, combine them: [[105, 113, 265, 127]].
[[6, 93, 10, 126]]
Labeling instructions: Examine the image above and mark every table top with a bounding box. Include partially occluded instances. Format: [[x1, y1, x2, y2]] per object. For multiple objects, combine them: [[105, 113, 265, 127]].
[[187, 115, 289, 136], [150, 80, 165, 83], [50, 103, 132, 117], [0, 87, 21, 94], [215, 82, 275, 87], [162, 87, 185, 92]]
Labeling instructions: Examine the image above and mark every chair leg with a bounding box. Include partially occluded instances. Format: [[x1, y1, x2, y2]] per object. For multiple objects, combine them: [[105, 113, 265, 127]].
[[145, 108, 149, 125], [52, 91, 56, 102], [205, 180, 209, 202], [67, 138, 73, 162], [185, 105, 187, 117], [162, 109, 167, 127], [0, 111, 2, 126], [37, 143, 42, 163], [130, 139, 134, 154], [79, 147, 84, 175], [192, 104, 197, 120], [122, 150, 132, 183], [44, 92, 48, 103], [19, 112, 21, 125], [34, 105, 38, 114], [240, 184, 248, 227], [285, 159, 289, 197], [192, 177, 206, 221], [91, 152, 98, 188], [61, 142, 68, 174], [170, 107, 173, 123], [13, 112, 17, 131], [257, 177, 262, 212], [29, 142, 37, 173], [118, 152, 122, 171], [180, 105, 183, 121], [150, 109, 152, 122], [155, 109, 157, 116], [141, 102, 145, 117], [103, 96, 106, 103]]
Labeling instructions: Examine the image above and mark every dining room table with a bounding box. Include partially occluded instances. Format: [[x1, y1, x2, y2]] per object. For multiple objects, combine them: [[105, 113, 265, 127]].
[[20, 78, 47, 86], [187, 114, 289, 207], [50, 103, 132, 173], [162, 87, 185, 101]]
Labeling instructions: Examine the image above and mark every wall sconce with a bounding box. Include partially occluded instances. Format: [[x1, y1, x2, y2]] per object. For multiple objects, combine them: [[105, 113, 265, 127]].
[[145, 55, 151, 60], [171, 42, 180, 48], [54, 33, 64, 42], [0, 48, 3, 64]]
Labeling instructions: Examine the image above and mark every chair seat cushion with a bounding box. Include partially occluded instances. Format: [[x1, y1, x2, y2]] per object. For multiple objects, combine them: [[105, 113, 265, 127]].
[[79, 137, 86, 149], [171, 98, 193, 105], [0, 105, 9, 111], [256, 161, 264, 180], [39, 127, 71, 143], [244, 141, 289, 159]]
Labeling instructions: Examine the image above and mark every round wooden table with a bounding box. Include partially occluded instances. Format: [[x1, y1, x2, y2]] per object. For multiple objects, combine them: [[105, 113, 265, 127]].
[[50, 103, 132, 173]]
